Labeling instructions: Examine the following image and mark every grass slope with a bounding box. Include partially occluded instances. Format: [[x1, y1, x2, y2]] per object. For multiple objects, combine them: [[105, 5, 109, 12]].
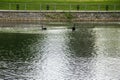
[[0, 0, 120, 2], [0, 0, 120, 10]]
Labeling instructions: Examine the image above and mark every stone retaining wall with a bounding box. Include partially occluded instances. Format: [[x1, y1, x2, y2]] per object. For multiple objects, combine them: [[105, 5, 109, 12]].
[[0, 11, 120, 22]]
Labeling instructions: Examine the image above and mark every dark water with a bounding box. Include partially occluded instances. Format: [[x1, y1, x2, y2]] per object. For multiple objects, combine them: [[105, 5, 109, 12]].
[[0, 25, 120, 80]]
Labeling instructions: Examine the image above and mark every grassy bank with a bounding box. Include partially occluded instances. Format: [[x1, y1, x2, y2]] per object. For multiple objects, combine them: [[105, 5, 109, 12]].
[[0, 0, 120, 10], [0, 0, 120, 3]]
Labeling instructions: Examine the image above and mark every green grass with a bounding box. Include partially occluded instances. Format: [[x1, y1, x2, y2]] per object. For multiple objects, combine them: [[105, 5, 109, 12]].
[[0, 0, 120, 10], [0, 0, 120, 3]]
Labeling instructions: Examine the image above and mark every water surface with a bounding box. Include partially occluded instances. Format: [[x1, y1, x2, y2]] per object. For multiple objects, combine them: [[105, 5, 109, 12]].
[[0, 24, 120, 80]]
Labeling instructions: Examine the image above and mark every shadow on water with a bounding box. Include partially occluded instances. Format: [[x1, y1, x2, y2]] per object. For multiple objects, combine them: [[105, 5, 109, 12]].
[[67, 27, 96, 58], [0, 33, 45, 62], [0, 32, 47, 79]]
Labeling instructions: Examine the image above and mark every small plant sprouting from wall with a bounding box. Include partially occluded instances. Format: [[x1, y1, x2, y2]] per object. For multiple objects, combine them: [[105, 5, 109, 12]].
[[64, 12, 73, 22], [64, 12, 74, 27]]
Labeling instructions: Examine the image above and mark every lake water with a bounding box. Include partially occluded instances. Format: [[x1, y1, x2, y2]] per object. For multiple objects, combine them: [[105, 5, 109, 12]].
[[0, 23, 120, 80]]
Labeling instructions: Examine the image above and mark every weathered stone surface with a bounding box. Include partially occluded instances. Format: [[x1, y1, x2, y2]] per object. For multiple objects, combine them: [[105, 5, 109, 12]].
[[0, 11, 120, 22]]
